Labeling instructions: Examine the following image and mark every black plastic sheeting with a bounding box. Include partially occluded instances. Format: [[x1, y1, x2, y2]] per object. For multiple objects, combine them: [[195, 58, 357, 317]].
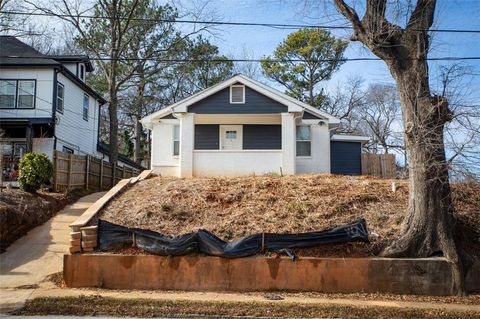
[[97, 218, 369, 259]]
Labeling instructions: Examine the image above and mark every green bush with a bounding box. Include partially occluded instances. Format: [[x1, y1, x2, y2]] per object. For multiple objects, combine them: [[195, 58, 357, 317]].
[[18, 152, 53, 193]]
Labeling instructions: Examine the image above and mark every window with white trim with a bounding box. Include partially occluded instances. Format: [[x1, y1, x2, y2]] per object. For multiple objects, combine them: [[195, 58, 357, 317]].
[[173, 125, 180, 156], [56, 82, 64, 113], [296, 126, 311, 156], [83, 94, 89, 121], [230, 85, 245, 104]]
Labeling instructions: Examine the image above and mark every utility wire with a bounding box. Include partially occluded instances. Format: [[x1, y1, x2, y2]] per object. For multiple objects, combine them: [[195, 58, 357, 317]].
[[3, 55, 480, 62], [2, 10, 480, 34]]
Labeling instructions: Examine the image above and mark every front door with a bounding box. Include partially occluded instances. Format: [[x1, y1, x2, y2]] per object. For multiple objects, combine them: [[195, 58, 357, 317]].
[[220, 125, 242, 150]]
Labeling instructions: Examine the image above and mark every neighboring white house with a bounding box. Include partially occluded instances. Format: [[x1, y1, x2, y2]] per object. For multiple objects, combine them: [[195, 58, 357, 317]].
[[0, 36, 143, 182], [141, 74, 369, 177]]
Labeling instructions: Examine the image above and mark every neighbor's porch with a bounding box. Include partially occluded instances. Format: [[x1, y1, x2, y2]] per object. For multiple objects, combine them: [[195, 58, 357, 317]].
[[0, 119, 54, 185]]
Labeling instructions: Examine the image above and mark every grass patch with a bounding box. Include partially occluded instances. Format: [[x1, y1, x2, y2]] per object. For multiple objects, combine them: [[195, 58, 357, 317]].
[[14, 296, 480, 319]]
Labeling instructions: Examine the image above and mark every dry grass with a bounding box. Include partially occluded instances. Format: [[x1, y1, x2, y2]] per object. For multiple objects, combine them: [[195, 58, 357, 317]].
[[98, 174, 480, 257], [15, 296, 480, 319]]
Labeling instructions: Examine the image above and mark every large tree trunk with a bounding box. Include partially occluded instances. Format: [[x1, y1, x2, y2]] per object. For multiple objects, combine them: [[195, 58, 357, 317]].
[[107, 4, 119, 166], [334, 0, 465, 294], [133, 117, 143, 164], [381, 68, 463, 294], [133, 75, 146, 165], [108, 92, 119, 165]]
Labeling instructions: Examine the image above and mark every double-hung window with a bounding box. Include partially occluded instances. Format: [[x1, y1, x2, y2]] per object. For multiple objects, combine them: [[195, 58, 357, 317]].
[[56, 83, 65, 113], [230, 85, 245, 104], [173, 125, 180, 156], [83, 94, 89, 121], [296, 126, 311, 157], [0, 80, 35, 109]]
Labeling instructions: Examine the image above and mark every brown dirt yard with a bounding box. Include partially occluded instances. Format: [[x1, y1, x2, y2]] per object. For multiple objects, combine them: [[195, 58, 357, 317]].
[[97, 174, 480, 258], [0, 188, 89, 252]]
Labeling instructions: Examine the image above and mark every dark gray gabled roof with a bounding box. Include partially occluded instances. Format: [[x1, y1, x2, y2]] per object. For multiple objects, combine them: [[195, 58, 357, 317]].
[[0, 36, 60, 66], [0, 36, 94, 71], [0, 36, 106, 104]]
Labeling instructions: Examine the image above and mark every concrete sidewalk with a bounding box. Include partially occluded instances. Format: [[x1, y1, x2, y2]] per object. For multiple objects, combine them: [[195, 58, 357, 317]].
[[0, 192, 106, 311]]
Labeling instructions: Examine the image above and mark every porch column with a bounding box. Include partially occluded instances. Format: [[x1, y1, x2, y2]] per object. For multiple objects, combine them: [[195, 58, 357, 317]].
[[281, 112, 296, 175], [179, 113, 194, 178]]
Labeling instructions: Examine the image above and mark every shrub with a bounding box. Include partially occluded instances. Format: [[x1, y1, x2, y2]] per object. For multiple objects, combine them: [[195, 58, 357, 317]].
[[18, 152, 53, 193]]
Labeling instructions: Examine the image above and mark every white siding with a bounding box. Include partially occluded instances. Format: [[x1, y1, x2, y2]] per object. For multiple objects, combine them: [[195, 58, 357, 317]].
[[150, 120, 180, 175], [0, 68, 54, 118], [193, 150, 282, 177], [63, 63, 77, 75], [54, 72, 99, 155], [295, 121, 331, 174], [33, 138, 54, 160]]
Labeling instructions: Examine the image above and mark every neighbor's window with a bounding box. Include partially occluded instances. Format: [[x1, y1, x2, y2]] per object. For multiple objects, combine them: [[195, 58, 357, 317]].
[[230, 85, 245, 104], [62, 146, 74, 154], [56, 83, 65, 113], [17, 81, 35, 108], [83, 94, 89, 121], [0, 80, 35, 109], [173, 125, 180, 156], [13, 143, 27, 158], [0, 80, 16, 108], [296, 126, 311, 156], [80, 64, 85, 81]]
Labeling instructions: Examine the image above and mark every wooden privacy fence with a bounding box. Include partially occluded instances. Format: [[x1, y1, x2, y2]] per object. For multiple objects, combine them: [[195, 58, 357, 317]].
[[53, 150, 141, 191], [361, 153, 396, 179]]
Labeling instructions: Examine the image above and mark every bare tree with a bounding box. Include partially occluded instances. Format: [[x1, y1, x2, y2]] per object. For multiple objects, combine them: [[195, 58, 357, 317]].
[[360, 84, 403, 154], [323, 76, 366, 132], [334, 0, 465, 293], [26, 0, 152, 165], [232, 46, 262, 80], [435, 63, 480, 180]]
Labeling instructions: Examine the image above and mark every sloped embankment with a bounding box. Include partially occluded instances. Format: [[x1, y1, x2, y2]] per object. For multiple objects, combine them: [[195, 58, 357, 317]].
[[97, 174, 480, 257]]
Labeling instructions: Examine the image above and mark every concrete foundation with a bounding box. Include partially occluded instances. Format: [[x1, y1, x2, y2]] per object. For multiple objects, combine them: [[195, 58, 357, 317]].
[[62, 254, 478, 296]]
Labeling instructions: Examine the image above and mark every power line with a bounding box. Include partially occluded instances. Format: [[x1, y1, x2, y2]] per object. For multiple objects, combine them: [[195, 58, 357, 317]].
[[2, 10, 480, 34], [3, 55, 480, 63]]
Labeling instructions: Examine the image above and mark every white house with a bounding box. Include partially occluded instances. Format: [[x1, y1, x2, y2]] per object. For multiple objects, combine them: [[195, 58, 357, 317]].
[[141, 74, 369, 177], [0, 36, 143, 182]]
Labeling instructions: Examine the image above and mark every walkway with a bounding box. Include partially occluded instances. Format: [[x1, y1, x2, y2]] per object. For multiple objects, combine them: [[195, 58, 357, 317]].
[[0, 192, 106, 311]]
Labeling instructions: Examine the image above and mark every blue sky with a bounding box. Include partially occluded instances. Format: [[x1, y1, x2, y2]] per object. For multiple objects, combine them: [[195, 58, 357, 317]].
[[178, 0, 480, 96]]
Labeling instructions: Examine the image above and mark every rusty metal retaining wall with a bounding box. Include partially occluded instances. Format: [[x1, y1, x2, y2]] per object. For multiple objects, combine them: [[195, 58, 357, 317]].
[[63, 254, 480, 296]]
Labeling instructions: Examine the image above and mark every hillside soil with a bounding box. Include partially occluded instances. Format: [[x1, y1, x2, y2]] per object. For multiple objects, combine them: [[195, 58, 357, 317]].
[[97, 174, 480, 258], [0, 188, 90, 252]]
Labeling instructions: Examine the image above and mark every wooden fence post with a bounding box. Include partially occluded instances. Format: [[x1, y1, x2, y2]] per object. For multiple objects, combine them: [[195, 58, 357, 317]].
[[53, 151, 58, 191], [85, 155, 90, 190], [67, 154, 73, 190], [99, 159, 104, 189]]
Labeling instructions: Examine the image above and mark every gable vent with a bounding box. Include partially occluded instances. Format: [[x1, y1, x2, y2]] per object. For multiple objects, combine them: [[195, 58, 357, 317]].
[[230, 85, 245, 104]]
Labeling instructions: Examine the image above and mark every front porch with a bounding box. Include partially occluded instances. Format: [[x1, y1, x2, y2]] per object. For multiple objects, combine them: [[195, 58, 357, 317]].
[[178, 113, 299, 177], [0, 119, 54, 185]]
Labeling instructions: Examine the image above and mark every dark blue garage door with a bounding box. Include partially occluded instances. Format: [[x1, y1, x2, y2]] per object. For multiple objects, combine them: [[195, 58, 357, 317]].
[[330, 141, 362, 175]]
